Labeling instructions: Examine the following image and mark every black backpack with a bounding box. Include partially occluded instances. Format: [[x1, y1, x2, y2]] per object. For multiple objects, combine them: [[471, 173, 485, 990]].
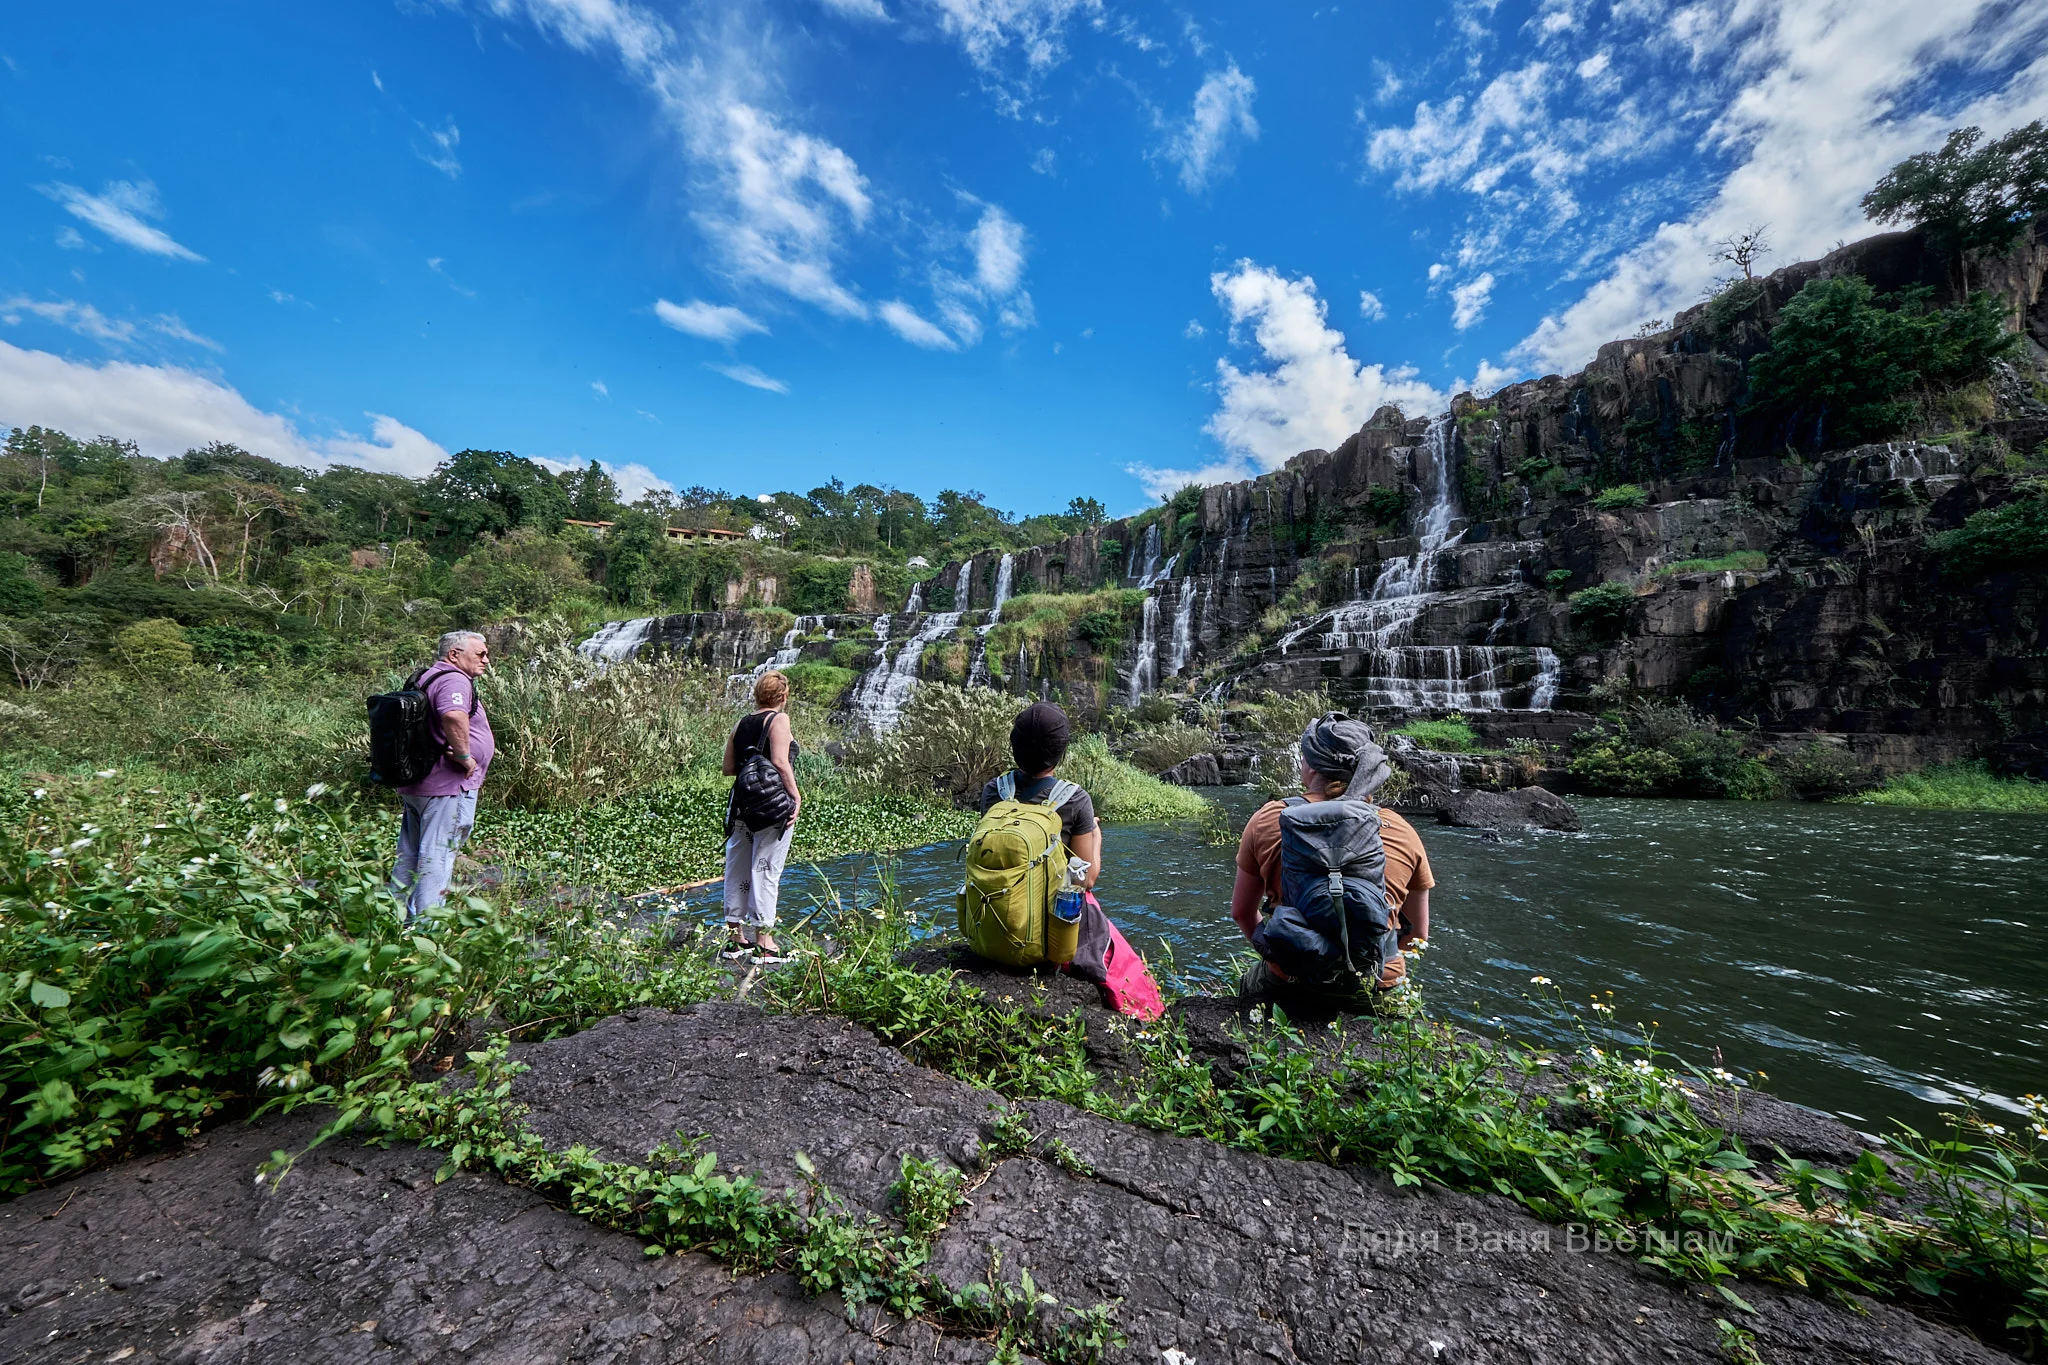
[[366, 664, 476, 787], [1250, 796, 1399, 984], [726, 713, 797, 834]]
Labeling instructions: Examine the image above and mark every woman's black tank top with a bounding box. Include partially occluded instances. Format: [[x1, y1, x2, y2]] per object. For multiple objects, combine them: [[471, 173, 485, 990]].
[[733, 709, 800, 764]]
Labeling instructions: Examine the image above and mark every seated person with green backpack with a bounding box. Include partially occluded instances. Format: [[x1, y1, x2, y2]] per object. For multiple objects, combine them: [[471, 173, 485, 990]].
[[959, 703, 1162, 1018]]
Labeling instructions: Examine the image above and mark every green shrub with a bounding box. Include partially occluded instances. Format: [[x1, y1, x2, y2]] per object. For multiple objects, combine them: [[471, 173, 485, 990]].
[[1074, 610, 1124, 650], [112, 617, 195, 680], [185, 622, 290, 669], [1745, 277, 2018, 447], [1390, 716, 1480, 752], [0, 552, 45, 614], [1569, 700, 1778, 798], [828, 637, 874, 670], [1569, 581, 1636, 635], [486, 651, 732, 809], [1930, 482, 2048, 576], [1592, 484, 1649, 510], [1120, 720, 1215, 774], [1058, 734, 1208, 822], [783, 661, 856, 704], [1544, 568, 1574, 589], [1364, 485, 1411, 527], [845, 682, 1019, 806], [1776, 742, 1880, 800]]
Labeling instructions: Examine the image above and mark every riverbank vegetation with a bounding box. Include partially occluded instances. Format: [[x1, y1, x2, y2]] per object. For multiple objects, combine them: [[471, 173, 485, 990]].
[[1847, 761, 2048, 813], [5, 779, 2045, 1354]]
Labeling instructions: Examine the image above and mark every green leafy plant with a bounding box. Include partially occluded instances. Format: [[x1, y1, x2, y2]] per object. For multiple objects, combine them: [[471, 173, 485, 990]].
[[1390, 716, 1480, 752], [1569, 581, 1636, 635], [1930, 481, 2048, 577], [1593, 484, 1650, 510]]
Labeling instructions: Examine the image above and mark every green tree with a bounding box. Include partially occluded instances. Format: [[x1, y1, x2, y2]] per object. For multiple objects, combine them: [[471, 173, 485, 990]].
[[423, 449, 570, 541], [560, 460, 623, 523], [1863, 122, 2048, 287], [1745, 277, 2017, 447]]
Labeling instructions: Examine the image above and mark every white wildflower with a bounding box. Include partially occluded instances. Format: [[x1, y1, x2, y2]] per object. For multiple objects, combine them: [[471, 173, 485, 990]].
[[69, 838, 91, 850], [95, 769, 116, 779], [31, 788, 45, 799], [274, 798, 289, 813], [1710, 1067, 1737, 1084], [1530, 975, 1551, 986], [47, 847, 65, 858], [237, 792, 254, 803], [305, 782, 329, 799]]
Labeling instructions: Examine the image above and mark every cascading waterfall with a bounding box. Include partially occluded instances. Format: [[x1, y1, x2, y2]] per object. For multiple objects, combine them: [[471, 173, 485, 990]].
[[848, 565, 968, 731], [1126, 592, 1161, 704], [966, 553, 1016, 687], [1290, 414, 1558, 711], [747, 616, 816, 680], [905, 577, 925, 613], [1131, 522, 1163, 585], [1164, 579, 1196, 678], [577, 617, 655, 663]]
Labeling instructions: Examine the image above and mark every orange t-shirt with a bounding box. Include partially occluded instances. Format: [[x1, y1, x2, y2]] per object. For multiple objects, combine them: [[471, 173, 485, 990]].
[[1234, 799, 1435, 980]]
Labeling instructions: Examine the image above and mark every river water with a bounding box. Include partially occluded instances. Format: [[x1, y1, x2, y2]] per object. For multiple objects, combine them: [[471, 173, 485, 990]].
[[700, 791, 2046, 1137]]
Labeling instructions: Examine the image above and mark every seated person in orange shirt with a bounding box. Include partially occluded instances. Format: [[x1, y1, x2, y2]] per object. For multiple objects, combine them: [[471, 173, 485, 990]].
[[1229, 714, 1434, 1017]]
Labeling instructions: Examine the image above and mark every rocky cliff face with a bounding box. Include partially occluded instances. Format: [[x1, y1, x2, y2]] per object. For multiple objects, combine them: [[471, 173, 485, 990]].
[[583, 227, 2048, 763]]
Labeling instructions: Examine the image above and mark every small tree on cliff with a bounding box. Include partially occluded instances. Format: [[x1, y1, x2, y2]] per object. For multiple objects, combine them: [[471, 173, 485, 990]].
[[1862, 122, 2048, 291]]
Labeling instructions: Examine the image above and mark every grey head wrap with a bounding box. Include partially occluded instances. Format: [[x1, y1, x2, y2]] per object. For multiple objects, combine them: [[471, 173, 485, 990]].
[[1299, 712, 1392, 799]]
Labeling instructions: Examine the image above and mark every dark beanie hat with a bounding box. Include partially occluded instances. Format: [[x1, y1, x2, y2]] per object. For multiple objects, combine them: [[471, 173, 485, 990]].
[[1010, 701, 1072, 773]]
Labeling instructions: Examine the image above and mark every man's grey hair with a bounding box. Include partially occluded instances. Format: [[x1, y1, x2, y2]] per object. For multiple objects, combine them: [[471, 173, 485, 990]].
[[436, 630, 486, 660]]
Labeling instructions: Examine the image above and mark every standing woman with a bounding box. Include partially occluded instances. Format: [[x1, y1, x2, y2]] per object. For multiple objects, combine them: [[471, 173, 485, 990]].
[[722, 670, 801, 963]]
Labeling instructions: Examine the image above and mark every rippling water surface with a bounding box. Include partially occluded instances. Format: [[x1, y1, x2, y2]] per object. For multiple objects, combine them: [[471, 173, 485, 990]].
[[697, 792, 2047, 1134]]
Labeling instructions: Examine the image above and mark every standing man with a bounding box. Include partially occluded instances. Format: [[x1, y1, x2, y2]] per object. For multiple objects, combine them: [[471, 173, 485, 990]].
[[391, 630, 493, 919]]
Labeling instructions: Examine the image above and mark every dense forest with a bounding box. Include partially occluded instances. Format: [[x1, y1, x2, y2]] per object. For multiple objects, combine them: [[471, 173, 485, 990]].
[[0, 429, 1106, 683]]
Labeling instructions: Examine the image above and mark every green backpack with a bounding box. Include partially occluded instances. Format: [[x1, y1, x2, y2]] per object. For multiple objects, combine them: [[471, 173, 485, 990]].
[[957, 774, 1079, 967]]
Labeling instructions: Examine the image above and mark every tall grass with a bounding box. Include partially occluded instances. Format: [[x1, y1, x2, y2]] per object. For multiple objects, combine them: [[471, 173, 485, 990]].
[[1060, 734, 1208, 822], [1845, 761, 2048, 813]]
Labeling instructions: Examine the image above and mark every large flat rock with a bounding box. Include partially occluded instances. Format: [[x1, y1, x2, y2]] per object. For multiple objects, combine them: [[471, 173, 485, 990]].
[[2, 1005, 2016, 1364]]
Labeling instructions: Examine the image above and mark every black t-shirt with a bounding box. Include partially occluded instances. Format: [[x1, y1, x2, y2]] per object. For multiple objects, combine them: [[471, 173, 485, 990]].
[[976, 771, 1098, 843]]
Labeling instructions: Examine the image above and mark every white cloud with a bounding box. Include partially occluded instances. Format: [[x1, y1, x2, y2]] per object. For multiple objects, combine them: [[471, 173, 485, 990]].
[[591, 379, 609, 397], [36, 180, 203, 261], [1131, 262, 1445, 495], [1367, 63, 1556, 196], [0, 341, 445, 476], [1450, 272, 1496, 329], [997, 290, 1036, 332], [1452, 358, 1520, 396], [488, 0, 873, 318], [1163, 63, 1259, 191], [705, 361, 790, 392], [1, 296, 221, 352], [878, 300, 959, 349], [1183, 319, 1206, 339], [1031, 147, 1057, 175], [818, 0, 891, 19], [1511, 0, 2048, 373], [426, 256, 476, 297], [149, 315, 223, 351], [918, 0, 1103, 110], [54, 227, 94, 252], [1358, 290, 1387, 321], [1, 296, 136, 346], [655, 297, 769, 342], [1576, 49, 1610, 80], [414, 118, 462, 178], [534, 454, 673, 501], [969, 205, 1027, 293]]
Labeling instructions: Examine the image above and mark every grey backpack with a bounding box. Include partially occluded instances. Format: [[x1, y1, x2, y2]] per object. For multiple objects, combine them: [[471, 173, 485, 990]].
[[1250, 797, 1399, 984]]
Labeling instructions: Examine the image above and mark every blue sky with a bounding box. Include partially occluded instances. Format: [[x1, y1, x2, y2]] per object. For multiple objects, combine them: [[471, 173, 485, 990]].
[[3, 1, 2045, 518]]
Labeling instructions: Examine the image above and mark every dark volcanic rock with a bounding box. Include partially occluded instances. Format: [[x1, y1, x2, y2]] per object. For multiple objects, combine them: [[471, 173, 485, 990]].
[[1161, 753, 1223, 786], [0, 1006, 2011, 1364], [1439, 785, 1583, 832], [0, 1113, 982, 1365]]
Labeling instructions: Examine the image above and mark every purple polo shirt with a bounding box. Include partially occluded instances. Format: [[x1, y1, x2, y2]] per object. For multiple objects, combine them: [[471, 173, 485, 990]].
[[396, 663, 494, 797]]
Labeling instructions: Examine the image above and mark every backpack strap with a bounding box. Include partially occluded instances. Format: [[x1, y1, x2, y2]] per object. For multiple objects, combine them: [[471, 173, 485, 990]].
[[996, 772, 1079, 811], [411, 662, 479, 717]]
